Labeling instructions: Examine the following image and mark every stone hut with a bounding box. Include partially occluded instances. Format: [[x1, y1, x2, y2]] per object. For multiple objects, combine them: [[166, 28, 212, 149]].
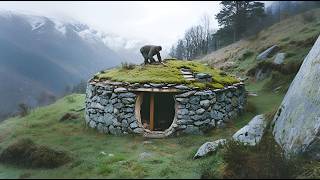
[[85, 60, 246, 138]]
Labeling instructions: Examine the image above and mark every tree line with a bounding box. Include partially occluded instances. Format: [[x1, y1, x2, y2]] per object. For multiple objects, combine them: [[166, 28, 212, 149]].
[[169, 1, 320, 60]]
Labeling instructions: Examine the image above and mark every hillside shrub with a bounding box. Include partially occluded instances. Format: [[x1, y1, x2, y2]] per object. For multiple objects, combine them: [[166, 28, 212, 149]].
[[121, 62, 136, 70], [18, 103, 30, 117], [302, 11, 316, 23], [222, 133, 299, 179], [0, 138, 71, 168]]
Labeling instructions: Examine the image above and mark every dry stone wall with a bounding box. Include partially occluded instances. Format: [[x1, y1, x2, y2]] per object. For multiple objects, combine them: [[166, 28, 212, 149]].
[[85, 80, 246, 136]]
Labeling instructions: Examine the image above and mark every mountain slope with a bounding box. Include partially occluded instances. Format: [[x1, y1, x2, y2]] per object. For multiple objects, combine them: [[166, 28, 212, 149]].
[[0, 11, 124, 120], [200, 8, 320, 77]]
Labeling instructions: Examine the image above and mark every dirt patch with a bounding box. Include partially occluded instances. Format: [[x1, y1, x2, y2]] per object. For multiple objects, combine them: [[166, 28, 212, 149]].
[[0, 138, 71, 168], [59, 112, 79, 122]]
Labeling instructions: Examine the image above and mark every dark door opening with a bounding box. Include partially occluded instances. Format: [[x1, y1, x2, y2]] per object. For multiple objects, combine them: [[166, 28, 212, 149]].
[[140, 93, 175, 131]]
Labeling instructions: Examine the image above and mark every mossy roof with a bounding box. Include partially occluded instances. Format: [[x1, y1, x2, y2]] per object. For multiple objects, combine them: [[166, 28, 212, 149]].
[[94, 60, 239, 89]]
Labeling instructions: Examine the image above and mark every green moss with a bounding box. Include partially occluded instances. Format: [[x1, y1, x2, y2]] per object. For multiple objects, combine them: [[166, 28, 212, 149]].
[[95, 60, 239, 89]]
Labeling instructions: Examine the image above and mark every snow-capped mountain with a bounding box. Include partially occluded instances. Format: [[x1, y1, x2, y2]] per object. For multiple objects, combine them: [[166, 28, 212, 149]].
[[0, 10, 138, 120]]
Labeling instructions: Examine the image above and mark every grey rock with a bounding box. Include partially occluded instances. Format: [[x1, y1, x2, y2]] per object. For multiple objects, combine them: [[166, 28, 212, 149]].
[[104, 113, 115, 126], [176, 91, 196, 98], [178, 109, 189, 115], [256, 45, 280, 61], [97, 123, 104, 133], [89, 120, 97, 128], [196, 108, 205, 115], [114, 103, 123, 109], [193, 139, 227, 159], [190, 96, 200, 105], [233, 115, 266, 146], [133, 128, 144, 134], [150, 83, 164, 88], [195, 73, 212, 79], [105, 104, 114, 113], [139, 152, 153, 160], [194, 121, 205, 126], [121, 120, 129, 128], [274, 53, 286, 65], [122, 98, 135, 104], [217, 93, 226, 102], [113, 108, 119, 115], [200, 100, 210, 108], [90, 102, 104, 110], [175, 85, 189, 90], [189, 111, 196, 116], [114, 87, 128, 93], [118, 92, 136, 98], [143, 84, 151, 88], [109, 125, 122, 135], [176, 98, 188, 104], [177, 104, 186, 109], [191, 115, 202, 121], [110, 93, 117, 100], [130, 122, 138, 129], [273, 36, 320, 160]]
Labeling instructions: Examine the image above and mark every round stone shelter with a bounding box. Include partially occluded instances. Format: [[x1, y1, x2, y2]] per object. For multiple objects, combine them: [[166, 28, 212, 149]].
[[85, 60, 246, 138]]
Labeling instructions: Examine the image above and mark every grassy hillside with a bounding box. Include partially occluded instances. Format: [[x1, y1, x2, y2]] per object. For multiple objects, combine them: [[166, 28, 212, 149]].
[[0, 86, 283, 179], [200, 8, 320, 77]]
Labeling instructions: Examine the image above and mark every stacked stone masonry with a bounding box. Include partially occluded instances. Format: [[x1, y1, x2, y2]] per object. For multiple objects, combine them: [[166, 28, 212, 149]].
[[85, 80, 246, 136]]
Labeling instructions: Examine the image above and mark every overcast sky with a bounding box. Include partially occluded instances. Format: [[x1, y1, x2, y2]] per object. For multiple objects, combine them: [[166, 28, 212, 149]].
[[0, 1, 221, 49]]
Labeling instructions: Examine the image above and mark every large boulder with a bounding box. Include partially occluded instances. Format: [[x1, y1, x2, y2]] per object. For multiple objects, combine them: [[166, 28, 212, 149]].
[[233, 115, 267, 146], [273, 35, 320, 160], [256, 45, 280, 61], [193, 139, 227, 159]]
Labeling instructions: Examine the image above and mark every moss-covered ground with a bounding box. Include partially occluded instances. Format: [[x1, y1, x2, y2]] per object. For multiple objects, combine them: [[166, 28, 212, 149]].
[[95, 60, 239, 89]]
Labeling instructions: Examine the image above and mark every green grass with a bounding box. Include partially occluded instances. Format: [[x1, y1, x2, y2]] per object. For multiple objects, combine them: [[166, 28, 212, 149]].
[[95, 60, 239, 89], [0, 86, 285, 179]]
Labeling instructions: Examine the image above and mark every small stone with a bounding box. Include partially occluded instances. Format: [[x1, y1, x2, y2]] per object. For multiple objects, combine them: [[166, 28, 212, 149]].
[[133, 128, 144, 134], [178, 109, 189, 115], [144, 84, 151, 88], [175, 85, 189, 90], [200, 100, 210, 108], [130, 122, 138, 129], [193, 139, 227, 159], [196, 108, 205, 115], [189, 111, 196, 116], [139, 152, 153, 160], [190, 96, 200, 105], [118, 92, 136, 98], [191, 115, 202, 121], [176, 91, 196, 98], [114, 87, 128, 93], [150, 83, 164, 88], [176, 98, 188, 105], [89, 121, 97, 128]]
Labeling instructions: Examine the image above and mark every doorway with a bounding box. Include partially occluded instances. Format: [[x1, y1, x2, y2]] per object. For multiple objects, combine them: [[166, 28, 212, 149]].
[[140, 92, 176, 131]]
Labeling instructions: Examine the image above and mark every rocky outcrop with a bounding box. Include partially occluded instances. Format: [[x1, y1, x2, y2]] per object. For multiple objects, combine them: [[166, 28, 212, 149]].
[[273, 35, 320, 160], [256, 45, 280, 61], [193, 139, 227, 159], [233, 115, 267, 146]]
